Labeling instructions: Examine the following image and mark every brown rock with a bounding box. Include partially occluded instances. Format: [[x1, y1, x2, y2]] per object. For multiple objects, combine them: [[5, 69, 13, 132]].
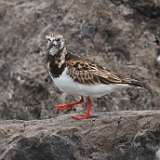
[[0, 111, 160, 160]]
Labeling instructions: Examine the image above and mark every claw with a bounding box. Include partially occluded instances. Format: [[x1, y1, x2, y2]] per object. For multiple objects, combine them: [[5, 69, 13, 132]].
[[72, 96, 92, 121], [72, 113, 91, 120]]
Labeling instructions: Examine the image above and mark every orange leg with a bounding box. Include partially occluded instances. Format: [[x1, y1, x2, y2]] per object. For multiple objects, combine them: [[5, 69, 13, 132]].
[[72, 96, 92, 120], [55, 96, 84, 111]]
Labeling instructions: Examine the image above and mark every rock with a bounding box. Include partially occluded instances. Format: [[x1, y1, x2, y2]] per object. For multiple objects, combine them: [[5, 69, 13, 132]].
[[131, 1, 160, 19], [0, 111, 160, 160], [111, 0, 160, 19], [1, 135, 76, 160], [80, 21, 97, 40]]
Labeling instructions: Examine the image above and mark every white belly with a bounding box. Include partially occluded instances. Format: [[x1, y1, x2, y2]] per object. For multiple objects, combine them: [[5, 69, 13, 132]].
[[49, 68, 128, 97]]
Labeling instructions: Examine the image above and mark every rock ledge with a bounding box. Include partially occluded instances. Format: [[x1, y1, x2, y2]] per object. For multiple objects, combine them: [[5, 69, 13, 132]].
[[0, 110, 160, 160]]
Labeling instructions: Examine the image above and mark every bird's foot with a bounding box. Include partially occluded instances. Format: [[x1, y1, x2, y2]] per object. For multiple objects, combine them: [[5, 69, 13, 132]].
[[72, 96, 93, 120], [55, 96, 84, 111], [55, 103, 75, 111], [72, 113, 91, 120]]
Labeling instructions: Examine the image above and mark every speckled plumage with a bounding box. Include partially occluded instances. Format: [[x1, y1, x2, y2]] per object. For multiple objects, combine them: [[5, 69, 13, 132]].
[[46, 33, 143, 120]]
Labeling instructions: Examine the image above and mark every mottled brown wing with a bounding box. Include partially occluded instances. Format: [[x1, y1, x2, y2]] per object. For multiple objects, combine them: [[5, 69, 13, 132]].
[[66, 58, 124, 85], [94, 69, 123, 84]]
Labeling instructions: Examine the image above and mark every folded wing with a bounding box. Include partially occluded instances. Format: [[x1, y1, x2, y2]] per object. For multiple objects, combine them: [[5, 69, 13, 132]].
[[66, 58, 132, 85]]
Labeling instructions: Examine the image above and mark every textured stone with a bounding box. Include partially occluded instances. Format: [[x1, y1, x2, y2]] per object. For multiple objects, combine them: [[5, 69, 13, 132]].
[[0, 111, 160, 160]]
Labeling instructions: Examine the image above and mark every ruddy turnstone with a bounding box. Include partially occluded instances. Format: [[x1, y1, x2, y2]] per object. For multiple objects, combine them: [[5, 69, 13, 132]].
[[46, 33, 143, 120]]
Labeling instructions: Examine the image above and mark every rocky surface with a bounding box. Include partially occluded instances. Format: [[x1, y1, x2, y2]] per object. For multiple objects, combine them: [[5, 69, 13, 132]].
[[0, 111, 160, 160]]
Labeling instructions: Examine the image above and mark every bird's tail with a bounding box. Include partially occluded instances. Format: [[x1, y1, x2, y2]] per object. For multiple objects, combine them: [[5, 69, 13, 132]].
[[122, 78, 144, 87]]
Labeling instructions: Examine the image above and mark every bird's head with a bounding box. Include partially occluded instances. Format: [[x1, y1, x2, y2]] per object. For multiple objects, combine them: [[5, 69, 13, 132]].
[[46, 33, 65, 56]]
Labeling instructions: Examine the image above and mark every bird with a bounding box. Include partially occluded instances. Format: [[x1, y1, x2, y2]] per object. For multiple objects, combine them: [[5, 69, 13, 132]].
[[46, 33, 143, 120]]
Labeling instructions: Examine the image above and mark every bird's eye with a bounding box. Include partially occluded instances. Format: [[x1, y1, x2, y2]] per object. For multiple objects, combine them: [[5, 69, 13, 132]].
[[47, 38, 51, 42], [56, 38, 60, 41]]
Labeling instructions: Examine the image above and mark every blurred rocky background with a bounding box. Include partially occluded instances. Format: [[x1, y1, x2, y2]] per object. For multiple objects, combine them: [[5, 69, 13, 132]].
[[0, 0, 160, 159], [0, 0, 160, 120]]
